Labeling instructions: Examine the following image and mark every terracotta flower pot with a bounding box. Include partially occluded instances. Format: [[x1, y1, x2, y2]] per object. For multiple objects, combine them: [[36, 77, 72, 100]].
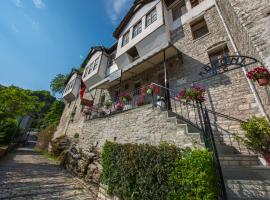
[[263, 153, 270, 166], [257, 78, 269, 86]]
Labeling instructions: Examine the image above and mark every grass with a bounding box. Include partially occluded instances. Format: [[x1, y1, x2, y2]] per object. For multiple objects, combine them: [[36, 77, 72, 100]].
[[34, 147, 61, 165]]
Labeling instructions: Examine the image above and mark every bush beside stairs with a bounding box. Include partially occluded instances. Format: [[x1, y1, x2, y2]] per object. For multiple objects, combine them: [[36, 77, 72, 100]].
[[161, 109, 270, 200]]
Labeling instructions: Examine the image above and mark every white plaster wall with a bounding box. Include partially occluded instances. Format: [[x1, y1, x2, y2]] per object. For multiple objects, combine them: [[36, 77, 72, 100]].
[[82, 51, 103, 88], [63, 73, 81, 101], [116, 0, 164, 58], [166, 0, 215, 31]]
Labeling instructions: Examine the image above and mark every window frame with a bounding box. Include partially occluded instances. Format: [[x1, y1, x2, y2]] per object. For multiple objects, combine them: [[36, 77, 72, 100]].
[[145, 7, 157, 28], [190, 17, 209, 40], [132, 20, 142, 38], [122, 31, 130, 47], [172, 2, 187, 21]]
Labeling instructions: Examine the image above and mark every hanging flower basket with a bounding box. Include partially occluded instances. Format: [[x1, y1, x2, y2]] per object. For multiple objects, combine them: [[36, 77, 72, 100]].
[[246, 67, 270, 86], [176, 85, 206, 103]]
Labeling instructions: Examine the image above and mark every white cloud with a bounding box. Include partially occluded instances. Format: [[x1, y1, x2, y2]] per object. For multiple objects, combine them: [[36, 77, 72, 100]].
[[105, 0, 133, 25], [32, 0, 45, 9], [12, 0, 23, 8]]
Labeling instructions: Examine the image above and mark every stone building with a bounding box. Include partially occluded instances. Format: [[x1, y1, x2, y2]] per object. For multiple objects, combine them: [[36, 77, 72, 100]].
[[55, 0, 270, 199]]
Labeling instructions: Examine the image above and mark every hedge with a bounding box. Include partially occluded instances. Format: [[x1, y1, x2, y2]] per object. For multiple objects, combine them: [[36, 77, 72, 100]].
[[101, 141, 218, 200]]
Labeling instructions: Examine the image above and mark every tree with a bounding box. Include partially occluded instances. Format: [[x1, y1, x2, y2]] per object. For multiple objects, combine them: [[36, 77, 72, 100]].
[[43, 100, 65, 128], [0, 86, 42, 118], [50, 74, 68, 95], [0, 86, 43, 144]]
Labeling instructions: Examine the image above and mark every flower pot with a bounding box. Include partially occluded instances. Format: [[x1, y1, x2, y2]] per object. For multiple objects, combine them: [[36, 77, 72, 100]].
[[257, 78, 269, 86], [263, 153, 270, 166], [157, 101, 165, 108], [124, 104, 132, 110]]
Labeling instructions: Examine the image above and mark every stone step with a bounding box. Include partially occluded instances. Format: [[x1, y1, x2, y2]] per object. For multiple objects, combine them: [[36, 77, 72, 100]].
[[219, 154, 260, 166], [222, 166, 270, 200]]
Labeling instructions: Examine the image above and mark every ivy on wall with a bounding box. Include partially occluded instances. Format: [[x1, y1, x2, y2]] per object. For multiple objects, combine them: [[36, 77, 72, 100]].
[[101, 141, 218, 200]]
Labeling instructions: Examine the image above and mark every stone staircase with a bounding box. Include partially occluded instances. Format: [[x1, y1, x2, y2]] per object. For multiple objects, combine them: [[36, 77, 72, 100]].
[[163, 109, 270, 200]]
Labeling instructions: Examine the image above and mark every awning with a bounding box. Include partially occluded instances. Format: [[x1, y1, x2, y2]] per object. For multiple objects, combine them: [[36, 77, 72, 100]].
[[89, 43, 181, 90]]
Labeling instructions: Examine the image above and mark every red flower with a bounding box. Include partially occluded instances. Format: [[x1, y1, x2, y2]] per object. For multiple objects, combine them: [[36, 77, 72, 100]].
[[246, 67, 270, 81]]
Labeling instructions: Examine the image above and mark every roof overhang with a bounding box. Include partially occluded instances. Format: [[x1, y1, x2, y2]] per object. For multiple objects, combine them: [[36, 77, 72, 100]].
[[89, 43, 181, 90]]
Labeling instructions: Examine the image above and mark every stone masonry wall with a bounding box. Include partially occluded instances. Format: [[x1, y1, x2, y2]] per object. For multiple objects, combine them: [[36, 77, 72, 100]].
[[78, 105, 196, 150], [217, 0, 270, 67], [216, 0, 270, 118]]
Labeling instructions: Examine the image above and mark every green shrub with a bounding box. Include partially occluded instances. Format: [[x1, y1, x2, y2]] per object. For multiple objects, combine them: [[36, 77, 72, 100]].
[[36, 125, 56, 151], [102, 142, 219, 200], [240, 117, 270, 155], [102, 141, 182, 200], [168, 149, 218, 200], [0, 117, 19, 145]]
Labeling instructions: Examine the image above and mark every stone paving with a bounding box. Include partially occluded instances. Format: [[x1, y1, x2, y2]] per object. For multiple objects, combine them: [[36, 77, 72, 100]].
[[0, 144, 98, 200]]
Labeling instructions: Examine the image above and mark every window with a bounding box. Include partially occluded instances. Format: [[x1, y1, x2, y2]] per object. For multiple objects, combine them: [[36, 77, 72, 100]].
[[122, 31, 130, 47], [172, 2, 187, 21], [127, 46, 139, 61], [208, 45, 229, 68], [107, 54, 115, 67], [132, 20, 142, 38], [83, 66, 89, 78], [191, 0, 204, 8], [92, 57, 99, 71], [146, 8, 157, 27], [190, 17, 209, 39]]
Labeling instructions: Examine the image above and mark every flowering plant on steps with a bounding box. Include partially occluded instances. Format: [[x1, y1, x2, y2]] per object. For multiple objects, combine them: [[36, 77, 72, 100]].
[[115, 102, 124, 111], [176, 85, 206, 102], [118, 92, 132, 103], [140, 83, 161, 96], [246, 66, 270, 86]]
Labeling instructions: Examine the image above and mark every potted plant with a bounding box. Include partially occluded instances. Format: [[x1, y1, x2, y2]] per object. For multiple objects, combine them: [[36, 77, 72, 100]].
[[136, 98, 145, 106], [140, 83, 161, 97], [156, 96, 165, 108], [238, 117, 270, 166], [104, 100, 112, 109], [118, 92, 132, 103], [115, 102, 124, 111], [246, 67, 270, 86], [176, 85, 206, 103]]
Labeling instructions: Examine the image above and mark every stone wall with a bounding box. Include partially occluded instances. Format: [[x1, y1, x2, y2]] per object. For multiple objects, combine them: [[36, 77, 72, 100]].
[[79, 105, 196, 150], [216, 0, 270, 67]]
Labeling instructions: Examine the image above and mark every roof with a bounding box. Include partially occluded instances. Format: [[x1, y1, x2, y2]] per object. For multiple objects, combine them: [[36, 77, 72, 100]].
[[113, 0, 155, 38], [79, 43, 117, 69], [64, 68, 81, 85]]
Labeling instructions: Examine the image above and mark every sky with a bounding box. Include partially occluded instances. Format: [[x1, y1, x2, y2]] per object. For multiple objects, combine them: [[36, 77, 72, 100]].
[[0, 0, 133, 91]]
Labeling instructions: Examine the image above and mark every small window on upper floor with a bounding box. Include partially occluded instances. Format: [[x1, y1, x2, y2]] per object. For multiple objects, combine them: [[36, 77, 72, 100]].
[[190, 17, 209, 39], [92, 57, 99, 71], [172, 2, 187, 21], [208, 45, 229, 67], [127, 46, 140, 61], [83, 66, 89, 78], [191, 0, 204, 8], [122, 31, 130, 47], [132, 20, 142, 38], [146, 7, 157, 27]]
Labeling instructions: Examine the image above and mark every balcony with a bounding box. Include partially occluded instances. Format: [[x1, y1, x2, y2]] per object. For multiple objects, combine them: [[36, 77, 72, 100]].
[[62, 73, 81, 102]]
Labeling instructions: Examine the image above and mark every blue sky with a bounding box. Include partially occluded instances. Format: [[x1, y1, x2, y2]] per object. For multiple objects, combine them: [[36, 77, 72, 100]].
[[0, 0, 133, 91]]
